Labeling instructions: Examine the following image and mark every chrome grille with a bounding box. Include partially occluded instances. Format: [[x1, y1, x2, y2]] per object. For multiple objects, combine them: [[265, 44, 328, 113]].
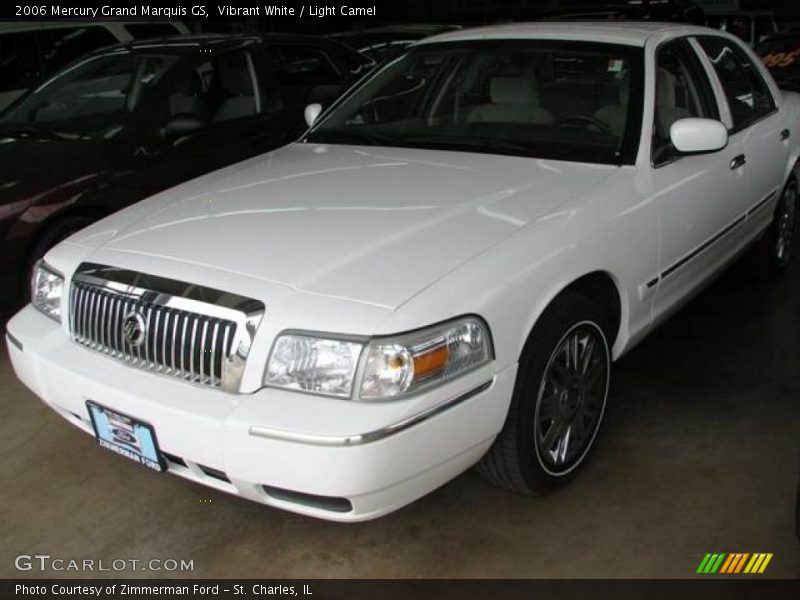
[[69, 264, 264, 391]]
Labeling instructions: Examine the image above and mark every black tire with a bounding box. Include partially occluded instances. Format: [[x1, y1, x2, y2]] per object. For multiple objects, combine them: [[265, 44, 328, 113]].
[[477, 292, 611, 495], [754, 176, 798, 273], [23, 216, 93, 300]]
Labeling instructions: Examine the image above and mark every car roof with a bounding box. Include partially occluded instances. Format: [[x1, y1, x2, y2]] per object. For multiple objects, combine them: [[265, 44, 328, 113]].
[[335, 23, 461, 36], [419, 21, 722, 47], [0, 20, 152, 33]]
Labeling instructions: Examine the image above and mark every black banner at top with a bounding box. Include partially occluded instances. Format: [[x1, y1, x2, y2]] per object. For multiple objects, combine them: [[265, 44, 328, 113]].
[[0, 0, 423, 23]]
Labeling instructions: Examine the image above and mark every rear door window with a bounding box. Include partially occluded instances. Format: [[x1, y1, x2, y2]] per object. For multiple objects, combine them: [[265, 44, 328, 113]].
[[162, 50, 264, 125], [697, 36, 776, 131]]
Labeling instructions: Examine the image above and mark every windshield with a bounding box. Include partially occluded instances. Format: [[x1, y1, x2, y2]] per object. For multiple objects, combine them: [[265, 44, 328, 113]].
[[0, 52, 179, 139], [306, 40, 643, 164]]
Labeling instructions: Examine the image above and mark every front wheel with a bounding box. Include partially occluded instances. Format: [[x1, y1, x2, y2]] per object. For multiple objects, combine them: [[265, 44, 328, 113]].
[[477, 293, 611, 495]]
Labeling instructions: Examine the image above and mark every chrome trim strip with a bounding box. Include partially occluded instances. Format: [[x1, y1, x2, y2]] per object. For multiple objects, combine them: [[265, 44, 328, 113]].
[[248, 379, 493, 446], [660, 214, 746, 281], [647, 188, 778, 288], [73, 263, 263, 315], [746, 189, 778, 217], [6, 333, 23, 352]]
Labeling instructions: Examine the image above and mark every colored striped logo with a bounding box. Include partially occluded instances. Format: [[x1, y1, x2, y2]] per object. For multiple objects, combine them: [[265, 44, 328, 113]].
[[696, 553, 773, 574]]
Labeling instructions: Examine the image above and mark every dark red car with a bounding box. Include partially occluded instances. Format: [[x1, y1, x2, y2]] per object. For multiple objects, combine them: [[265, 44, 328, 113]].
[[0, 33, 371, 310]]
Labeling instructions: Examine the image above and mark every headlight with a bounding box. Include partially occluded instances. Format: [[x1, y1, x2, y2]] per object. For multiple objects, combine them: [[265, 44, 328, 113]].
[[31, 261, 64, 322], [265, 334, 363, 398], [264, 316, 492, 401], [359, 317, 492, 400]]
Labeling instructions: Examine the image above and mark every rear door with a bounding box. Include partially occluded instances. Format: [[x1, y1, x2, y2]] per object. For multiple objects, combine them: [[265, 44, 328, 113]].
[[696, 35, 789, 219]]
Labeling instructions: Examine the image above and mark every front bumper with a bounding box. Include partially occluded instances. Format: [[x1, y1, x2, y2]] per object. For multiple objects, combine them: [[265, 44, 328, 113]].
[[6, 306, 516, 521]]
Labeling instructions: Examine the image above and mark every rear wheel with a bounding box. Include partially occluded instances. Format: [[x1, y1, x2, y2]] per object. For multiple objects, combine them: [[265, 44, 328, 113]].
[[477, 293, 611, 495], [754, 177, 798, 272]]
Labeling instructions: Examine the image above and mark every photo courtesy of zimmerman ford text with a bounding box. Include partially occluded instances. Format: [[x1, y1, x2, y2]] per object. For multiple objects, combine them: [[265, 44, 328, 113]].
[[0, 0, 798, 597]]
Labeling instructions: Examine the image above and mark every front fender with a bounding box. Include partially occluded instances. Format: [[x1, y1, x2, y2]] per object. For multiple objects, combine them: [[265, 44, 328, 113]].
[[380, 167, 657, 370]]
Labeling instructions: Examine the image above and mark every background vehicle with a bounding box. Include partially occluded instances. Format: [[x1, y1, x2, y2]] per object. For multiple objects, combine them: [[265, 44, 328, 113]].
[[0, 21, 189, 110], [0, 33, 365, 310], [757, 31, 800, 92], [267, 34, 374, 103], [534, 0, 706, 24], [329, 24, 460, 65], [705, 10, 781, 47]]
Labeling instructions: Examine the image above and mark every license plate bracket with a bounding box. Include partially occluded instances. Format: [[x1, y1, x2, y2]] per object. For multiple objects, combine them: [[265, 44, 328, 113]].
[[86, 401, 166, 472]]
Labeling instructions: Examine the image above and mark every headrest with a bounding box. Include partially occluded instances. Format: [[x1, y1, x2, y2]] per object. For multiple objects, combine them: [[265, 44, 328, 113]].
[[490, 76, 539, 104], [656, 68, 677, 107]]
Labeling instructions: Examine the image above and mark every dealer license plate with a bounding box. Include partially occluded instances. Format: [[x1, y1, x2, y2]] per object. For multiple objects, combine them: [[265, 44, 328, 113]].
[[86, 401, 165, 472]]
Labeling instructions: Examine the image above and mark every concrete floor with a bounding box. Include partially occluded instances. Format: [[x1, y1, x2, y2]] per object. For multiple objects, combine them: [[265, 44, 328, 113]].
[[1, 254, 799, 579]]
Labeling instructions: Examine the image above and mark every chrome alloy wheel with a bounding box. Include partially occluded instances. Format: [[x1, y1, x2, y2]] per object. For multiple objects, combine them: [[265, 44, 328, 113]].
[[775, 181, 798, 265], [533, 321, 610, 476]]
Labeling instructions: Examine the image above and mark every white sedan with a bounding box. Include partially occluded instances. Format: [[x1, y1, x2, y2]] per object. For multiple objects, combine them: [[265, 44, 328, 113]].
[[7, 23, 799, 521]]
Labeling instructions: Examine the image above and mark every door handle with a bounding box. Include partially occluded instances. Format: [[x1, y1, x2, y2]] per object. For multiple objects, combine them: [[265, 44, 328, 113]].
[[730, 154, 746, 170], [780, 129, 791, 141]]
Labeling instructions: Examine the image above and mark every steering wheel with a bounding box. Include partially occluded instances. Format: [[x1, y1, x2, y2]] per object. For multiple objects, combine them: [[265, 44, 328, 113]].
[[557, 115, 613, 135]]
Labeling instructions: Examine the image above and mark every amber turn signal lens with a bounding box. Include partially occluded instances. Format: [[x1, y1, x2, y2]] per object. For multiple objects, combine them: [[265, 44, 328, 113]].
[[412, 345, 449, 379]]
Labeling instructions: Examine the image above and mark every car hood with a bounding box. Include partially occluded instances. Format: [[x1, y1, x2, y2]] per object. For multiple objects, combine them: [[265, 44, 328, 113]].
[[72, 143, 616, 309]]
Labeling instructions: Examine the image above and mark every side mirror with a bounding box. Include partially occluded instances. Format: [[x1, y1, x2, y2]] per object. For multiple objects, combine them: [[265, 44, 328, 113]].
[[670, 118, 728, 154], [160, 114, 206, 142], [304, 103, 322, 128]]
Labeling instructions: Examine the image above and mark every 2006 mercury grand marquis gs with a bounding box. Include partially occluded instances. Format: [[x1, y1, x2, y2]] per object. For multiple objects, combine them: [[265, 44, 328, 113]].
[[6, 23, 800, 521]]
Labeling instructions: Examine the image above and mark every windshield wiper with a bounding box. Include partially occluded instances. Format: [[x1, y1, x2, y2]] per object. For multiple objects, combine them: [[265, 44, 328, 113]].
[[307, 129, 532, 156], [399, 134, 529, 154]]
